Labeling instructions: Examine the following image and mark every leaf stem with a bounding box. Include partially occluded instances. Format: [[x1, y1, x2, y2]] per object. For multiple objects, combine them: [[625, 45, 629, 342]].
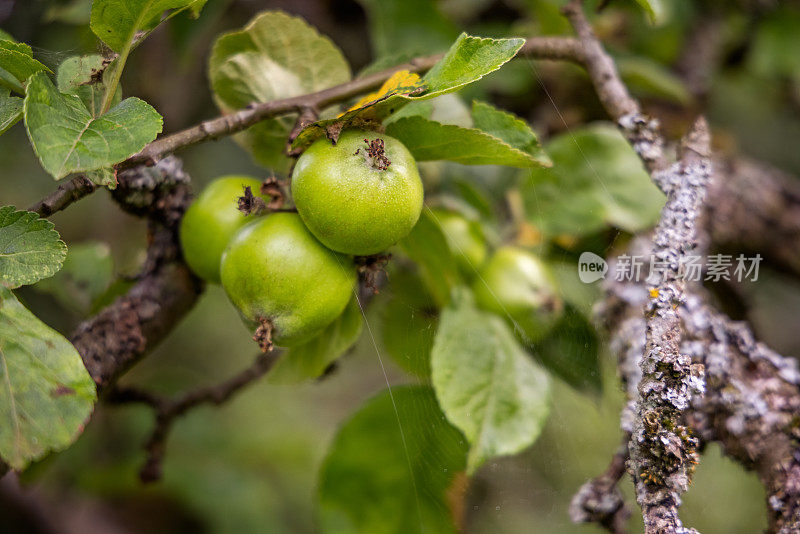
[[98, 3, 202, 116], [99, 45, 130, 115]]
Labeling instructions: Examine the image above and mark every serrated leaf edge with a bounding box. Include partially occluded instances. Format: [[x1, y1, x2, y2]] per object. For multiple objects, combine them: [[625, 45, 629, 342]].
[[0, 206, 67, 288]]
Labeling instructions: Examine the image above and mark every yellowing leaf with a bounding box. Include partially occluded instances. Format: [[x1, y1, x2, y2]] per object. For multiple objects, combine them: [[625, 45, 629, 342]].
[[294, 35, 525, 149], [343, 70, 424, 115]]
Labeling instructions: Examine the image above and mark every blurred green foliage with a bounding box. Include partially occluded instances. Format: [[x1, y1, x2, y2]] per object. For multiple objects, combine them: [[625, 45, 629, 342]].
[[3, 0, 800, 532]]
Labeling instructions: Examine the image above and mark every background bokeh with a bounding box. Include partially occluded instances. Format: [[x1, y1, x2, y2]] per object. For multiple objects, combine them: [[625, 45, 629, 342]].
[[2, 0, 799, 532]]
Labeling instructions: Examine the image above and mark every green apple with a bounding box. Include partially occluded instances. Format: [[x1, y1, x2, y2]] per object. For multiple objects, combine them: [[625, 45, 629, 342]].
[[220, 213, 356, 347], [179, 175, 267, 283], [472, 246, 563, 342], [292, 129, 423, 256]]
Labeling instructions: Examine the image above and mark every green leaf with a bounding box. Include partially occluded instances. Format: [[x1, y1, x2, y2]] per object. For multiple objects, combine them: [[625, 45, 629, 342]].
[[57, 55, 121, 117], [90, 0, 206, 115], [293, 34, 525, 149], [524, 305, 601, 392], [90, 0, 207, 52], [84, 167, 118, 188], [431, 289, 551, 474], [0, 67, 23, 95], [519, 123, 664, 238], [471, 100, 547, 155], [397, 210, 462, 308], [209, 10, 351, 169], [0, 94, 22, 134], [386, 115, 550, 167], [355, 0, 459, 57], [424, 34, 524, 95], [385, 94, 473, 128], [0, 206, 67, 289], [634, 0, 666, 25], [382, 99, 434, 123], [319, 385, 467, 534], [0, 40, 50, 87], [23, 72, 163, 180], [0, 287, 96, 470], [33, 242, 113, 315], [269, 298, 363, 383], [380, 297, 436, 378]]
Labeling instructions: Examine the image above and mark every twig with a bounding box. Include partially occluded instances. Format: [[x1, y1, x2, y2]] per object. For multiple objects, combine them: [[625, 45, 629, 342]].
[[562, 0, 668, 174], [118, 37, 583, 169], [563, 2, 637, 120], [118, 55, 442, 169], [521, 36, 585, 63], [107, 351, 280, 483], [28, 175, 97, 217], [569, 441, 631, 534], [287, 106, 321, 154], [27, 35, 584, 217]]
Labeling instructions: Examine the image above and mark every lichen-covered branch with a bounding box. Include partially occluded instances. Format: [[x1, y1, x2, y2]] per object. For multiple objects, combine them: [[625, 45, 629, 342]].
[[561, 1, 711, 531], [552, 1, 800, 530], [600, 239, 800, 533], [680, 297, 800, 533], [625, 119, 711, 534], [70, 157, 203, 392], [569, 441, 631, 534], [71, 251, 201, 390]]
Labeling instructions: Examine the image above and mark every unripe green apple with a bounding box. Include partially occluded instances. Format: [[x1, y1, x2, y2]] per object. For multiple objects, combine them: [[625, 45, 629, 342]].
[[220, 213, 356, 347], [291, 129, 423, 256], [429, 208, 487, 276], [472, 246, 562, 342], [179, 175, 267, 283]]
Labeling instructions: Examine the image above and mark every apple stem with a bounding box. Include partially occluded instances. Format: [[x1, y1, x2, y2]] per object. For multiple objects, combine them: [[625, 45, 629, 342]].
[[355, 253, 392, 293], [253, 318, 274, 352]]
